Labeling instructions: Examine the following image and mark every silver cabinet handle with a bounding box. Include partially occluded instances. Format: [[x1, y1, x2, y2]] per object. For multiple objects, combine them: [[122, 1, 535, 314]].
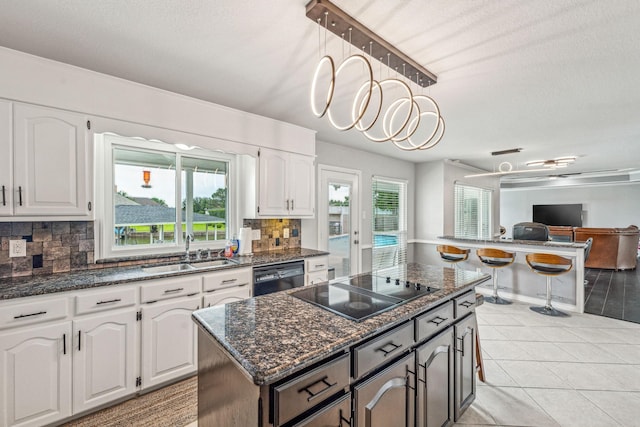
[[96, 298, 121, 305], [14, 310, 47, 319], [163, 287, 184, 294], [291, 199, 294, 210], [221, 279, 237, 284]]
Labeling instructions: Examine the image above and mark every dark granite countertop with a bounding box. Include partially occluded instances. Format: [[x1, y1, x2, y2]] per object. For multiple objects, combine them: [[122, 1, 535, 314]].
[[439, 236, 587, 249], [0, 248, 328, 300], [192, 263, 491, 386]]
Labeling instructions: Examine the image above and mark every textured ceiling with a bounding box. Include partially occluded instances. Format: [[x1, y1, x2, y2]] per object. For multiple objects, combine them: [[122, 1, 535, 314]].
[[0, 0, 639, 181]]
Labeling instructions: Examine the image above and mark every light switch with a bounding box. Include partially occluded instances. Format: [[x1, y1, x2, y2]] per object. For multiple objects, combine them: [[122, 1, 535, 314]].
[[283, 228, 290, 239], [10, 239, 27, 257]]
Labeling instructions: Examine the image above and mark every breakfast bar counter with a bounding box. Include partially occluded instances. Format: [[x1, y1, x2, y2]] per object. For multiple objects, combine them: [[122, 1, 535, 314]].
[[438, 236, 589, 313]]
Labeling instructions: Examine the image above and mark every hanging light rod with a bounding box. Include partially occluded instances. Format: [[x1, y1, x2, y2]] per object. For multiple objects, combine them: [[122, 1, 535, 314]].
[[305, 0, 437, 87]]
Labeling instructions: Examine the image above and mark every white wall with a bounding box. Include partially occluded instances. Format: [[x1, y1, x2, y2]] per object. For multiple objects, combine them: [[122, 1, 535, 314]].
[[415, 161, 501, 240], [501, 182, 640, 234], [302, 140, 415, 270], [0, 47, 315, 156]]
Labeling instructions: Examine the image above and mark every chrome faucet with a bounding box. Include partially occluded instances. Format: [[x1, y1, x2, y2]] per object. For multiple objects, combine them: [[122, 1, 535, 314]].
[[185, 234, 194, 260]]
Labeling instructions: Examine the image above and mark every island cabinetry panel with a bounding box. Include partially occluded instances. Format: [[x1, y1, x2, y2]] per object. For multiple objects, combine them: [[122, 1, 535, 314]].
[[72, 309, 137, 413], [416, 327, 454, 427], [454, 313, 476, 420], [273, 353, 350, 426], [141, 295, 200, 389], [415, 301, 454, 343], [0, 321, 72, 427], [353, 320, 414, 380], [353, 352, 416, 427]]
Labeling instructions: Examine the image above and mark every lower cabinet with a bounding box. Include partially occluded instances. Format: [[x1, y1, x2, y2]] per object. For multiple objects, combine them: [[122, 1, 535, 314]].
[[0, 322, 72, 427], [72, 309, 137, 414], [292, 394, 352, 427], [141, 295, 200, 389], [454, 313, 476, 420], [353, 352, 416, 427], [416, 327, 454, 427]]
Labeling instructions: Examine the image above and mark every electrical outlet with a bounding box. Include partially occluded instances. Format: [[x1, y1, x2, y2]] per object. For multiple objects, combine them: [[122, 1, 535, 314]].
[[10, 239, 27, 257], [283, 228, 290, 239], [251, 229, 261, 240]]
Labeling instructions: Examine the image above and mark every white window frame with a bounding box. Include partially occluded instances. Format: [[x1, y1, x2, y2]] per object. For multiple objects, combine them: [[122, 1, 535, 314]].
[[95, 132, 237, 260], [372, 176, 408, 270], [454, 182, 492, 240]]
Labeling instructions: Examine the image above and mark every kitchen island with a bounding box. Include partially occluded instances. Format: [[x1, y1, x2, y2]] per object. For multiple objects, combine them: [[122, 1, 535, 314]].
[[192, 263, 490, 426]]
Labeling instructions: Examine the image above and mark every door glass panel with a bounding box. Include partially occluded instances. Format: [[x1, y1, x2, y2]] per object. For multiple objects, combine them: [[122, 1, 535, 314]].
[[327, 183, 351, 278]]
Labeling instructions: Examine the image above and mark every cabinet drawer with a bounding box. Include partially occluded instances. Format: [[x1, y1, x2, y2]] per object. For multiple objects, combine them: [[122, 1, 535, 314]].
[[140, 276, 201, 303], [415, 301, 454, 343], [353, 321, 414, 380], [202, 267, 252, 292], [0, 297, 69, 330], [454, 291, 476, 319], [274, 353, 350, 426], [75, 286, 136, 315], [306, 270, 328, 286], [305, 256, 329, 273], [202, 285, 251, 308]]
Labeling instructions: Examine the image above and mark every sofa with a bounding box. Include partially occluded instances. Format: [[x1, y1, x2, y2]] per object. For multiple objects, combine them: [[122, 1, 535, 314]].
[[574, 225, 639, 270]]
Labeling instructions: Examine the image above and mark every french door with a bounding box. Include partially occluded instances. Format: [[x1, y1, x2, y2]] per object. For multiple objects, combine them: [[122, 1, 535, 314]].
[[318, 165, 361, 278]]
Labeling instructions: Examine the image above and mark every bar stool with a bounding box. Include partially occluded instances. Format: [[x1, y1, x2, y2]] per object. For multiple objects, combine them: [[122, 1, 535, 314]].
[[525, 253, 573, 317], [476, 248, 515, 305], [436, 245, 470, 269]]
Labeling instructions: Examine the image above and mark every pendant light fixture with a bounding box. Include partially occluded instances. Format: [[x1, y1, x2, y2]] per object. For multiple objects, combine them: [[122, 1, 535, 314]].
[[307, 0, 445, 151]]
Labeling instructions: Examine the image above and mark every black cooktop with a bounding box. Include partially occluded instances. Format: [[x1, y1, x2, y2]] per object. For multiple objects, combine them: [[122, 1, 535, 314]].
[[291, 274, 439, 321]]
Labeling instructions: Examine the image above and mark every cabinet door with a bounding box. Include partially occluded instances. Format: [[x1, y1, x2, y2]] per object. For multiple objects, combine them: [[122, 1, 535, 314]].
[[0, 322, 72, 427], [203, 285, 251, 307], [416, 327, 454, 427], [141, 296, 200, 389], [288, 153, 315, 216], [13, 103, 89, 216], [454, 313, 476, 421], [0, 100, 12, 216], [258, 148, 288, 216], [353, 352, 415, 427], [72, 310, 137, 413]]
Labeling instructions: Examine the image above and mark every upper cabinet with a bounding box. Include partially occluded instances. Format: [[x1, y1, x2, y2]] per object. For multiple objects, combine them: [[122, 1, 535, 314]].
[[243, 147, 315, 218], [0, 102, 92, 219], [0, 101, 11, 216]]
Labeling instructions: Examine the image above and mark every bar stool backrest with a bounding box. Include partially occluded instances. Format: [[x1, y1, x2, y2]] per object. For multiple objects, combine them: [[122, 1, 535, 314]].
[[525, 253, 573, 276], [476, 248, 516, 268], [437, 245, 470, 263]]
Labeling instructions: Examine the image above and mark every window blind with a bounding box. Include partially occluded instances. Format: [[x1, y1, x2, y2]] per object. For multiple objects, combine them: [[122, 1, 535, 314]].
[[372, 177, 407, 270], [454, 183, 492, 239]]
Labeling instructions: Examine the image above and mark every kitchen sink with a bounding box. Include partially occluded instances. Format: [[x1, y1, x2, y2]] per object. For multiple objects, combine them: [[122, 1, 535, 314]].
[[141, 263, 196, 274], [190, 258, 238, 269]]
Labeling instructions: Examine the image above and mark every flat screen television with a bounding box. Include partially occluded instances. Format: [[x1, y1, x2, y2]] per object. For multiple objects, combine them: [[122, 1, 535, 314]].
[[533, 204, 583, 227]]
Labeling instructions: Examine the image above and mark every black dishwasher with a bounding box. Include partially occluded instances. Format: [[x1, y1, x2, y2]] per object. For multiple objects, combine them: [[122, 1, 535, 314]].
[[253, 260, 305, 296]]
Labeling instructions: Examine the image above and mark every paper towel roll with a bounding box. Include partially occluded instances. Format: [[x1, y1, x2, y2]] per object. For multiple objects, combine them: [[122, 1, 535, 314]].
[[238, 227, 253, 255]]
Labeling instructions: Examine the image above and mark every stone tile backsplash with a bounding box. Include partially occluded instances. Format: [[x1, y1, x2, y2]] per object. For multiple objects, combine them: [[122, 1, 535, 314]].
[[0, 221, 95, 278], [243, 218, 301, 253]]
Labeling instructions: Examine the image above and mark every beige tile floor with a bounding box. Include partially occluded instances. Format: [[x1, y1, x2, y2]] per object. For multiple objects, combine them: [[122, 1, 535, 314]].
[[186, 301, 640, 427], [456, 301, 640, 427]]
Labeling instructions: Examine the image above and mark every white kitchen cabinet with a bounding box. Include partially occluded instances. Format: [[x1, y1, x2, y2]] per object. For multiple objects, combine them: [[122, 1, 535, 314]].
[[11, 103, 91, 218], [141, 295, 200, 389], [0, 100, 11, 216], [203, 285, 251, 307], [72, 309, 137, 414], [305, 256, 329, 286], [0, 321, 72, 427], [256, 148, 315, 217]]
